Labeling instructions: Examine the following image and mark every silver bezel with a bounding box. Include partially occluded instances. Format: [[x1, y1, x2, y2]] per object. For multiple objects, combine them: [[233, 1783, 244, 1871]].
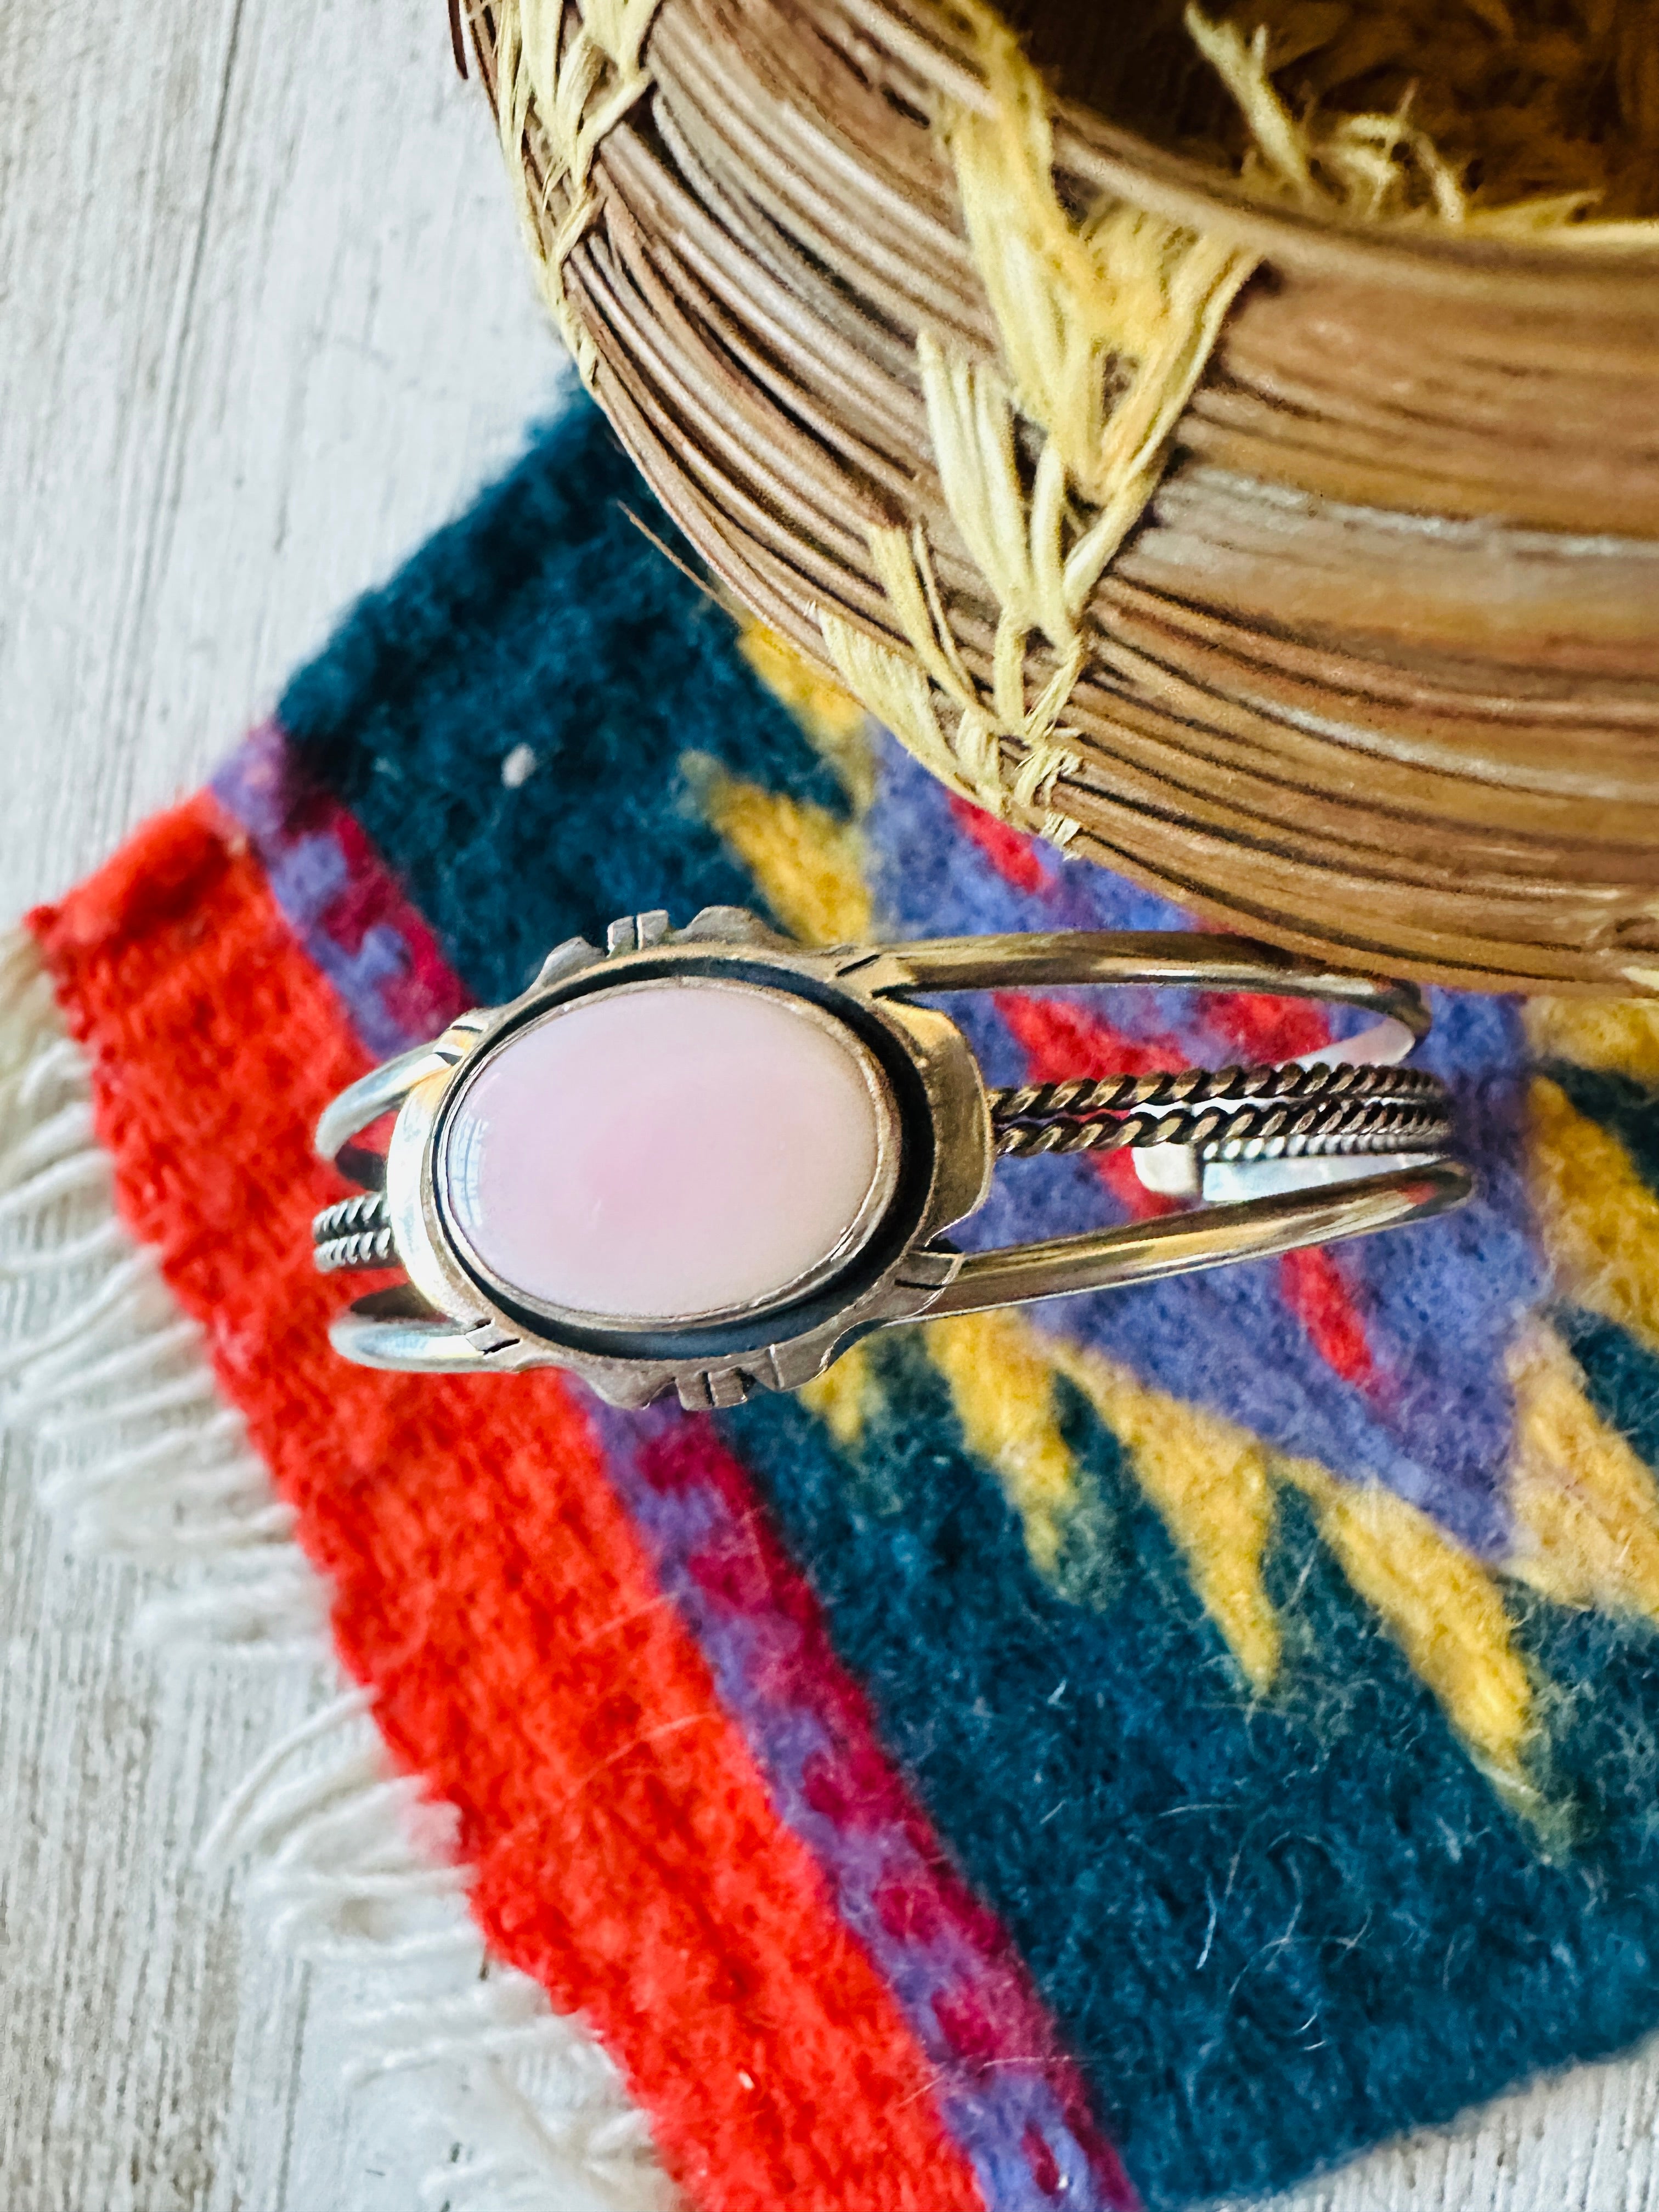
[[367, 907, 992, 1407], [433, 972, 906, 1334]]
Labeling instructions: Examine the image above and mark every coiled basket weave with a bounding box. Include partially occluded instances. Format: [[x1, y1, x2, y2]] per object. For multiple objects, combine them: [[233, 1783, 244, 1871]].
[[463, 0, 1659, 994]]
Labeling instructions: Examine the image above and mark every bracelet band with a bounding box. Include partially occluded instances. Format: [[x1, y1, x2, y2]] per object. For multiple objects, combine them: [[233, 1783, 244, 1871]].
[[991, 1081, 1451, 1163], [313, 1079, 1456, 1256], [312, 1192, 398, 1274], [308, 908, 1471, 1410]]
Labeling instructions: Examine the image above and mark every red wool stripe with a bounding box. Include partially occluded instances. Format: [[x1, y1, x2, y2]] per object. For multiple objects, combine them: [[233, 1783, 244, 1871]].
[[946, 793, 1053, 896], [994, 992, 1183, 1221], [1195, 990, 1331, 1066], [996, 990, 1378, 1385], [1278, 1244, 1377, 1389], [29, 796, 985, 2212]]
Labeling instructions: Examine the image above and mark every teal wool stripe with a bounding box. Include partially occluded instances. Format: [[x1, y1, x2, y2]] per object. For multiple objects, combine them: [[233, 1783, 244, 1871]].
[[279, 402, 845, 1008], [1542, 1061, 1659, 1196], [721, 1340, 1659, 2210], [1557, 1305, 1659, 1473]]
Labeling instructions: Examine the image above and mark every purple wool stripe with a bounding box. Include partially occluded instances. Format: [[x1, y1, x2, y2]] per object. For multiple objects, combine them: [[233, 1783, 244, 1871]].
[[866, 740, 1533, 1556], [212, 723, 468, 1062], [590, 1396, 1141, 2212]]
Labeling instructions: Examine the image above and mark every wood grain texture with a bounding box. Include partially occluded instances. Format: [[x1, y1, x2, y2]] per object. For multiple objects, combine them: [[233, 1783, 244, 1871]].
[[1, 1, 561, 2205], [1, 1, 1656, 2204]]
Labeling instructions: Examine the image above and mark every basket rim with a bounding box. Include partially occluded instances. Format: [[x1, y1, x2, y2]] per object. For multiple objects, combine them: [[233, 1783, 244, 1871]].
[[1053, 104, 1659, 300], [469, 0, 1659, 295]]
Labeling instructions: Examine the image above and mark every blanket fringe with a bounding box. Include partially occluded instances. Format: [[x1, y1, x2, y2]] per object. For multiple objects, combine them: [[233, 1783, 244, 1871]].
[[0, 927, 670, 2212]]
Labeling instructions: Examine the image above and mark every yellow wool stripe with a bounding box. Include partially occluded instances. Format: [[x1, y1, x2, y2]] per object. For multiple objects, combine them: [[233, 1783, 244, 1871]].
[[927, 1313, 1079, 1580], [1525, 996, 1659, 1086], [1046, 1335, 1281, 1694], [799, 1339, 878, 1450], [735, 619, 874, 813], [1529, 1076, 1659, 1359], [918, 1311, 1538, 1789], [1508, 1321, 1659, 1620], [685, 757, 872, 947], [1278, 1458, 1535, 1792]]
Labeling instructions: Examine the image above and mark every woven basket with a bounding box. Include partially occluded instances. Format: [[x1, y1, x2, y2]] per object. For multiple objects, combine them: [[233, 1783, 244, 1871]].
[[464, 0, 1659, 993]]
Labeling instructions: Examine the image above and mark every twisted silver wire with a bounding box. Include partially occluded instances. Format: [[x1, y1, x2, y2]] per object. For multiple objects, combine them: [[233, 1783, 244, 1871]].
[[993, 1088, 1452, 1161], [990, 1057, 1443, 1124], [312, 1190, 396, 1273]]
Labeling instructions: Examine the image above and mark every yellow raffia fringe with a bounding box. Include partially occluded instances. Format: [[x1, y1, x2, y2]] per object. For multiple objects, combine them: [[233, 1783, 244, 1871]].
[[941, 8, 1255, 515], [1508, 1322, 1659, 1618], [493, 0, 666, 383], [1188, 3, 1659, 236], [1524, 995, 1659, 1086], [1529, 1075, 1659, 1359], [685, 755, 872, 946], [821, 0, 1255, 844], [820, 531, 1084, 843], [817, 594, 1028, 828]]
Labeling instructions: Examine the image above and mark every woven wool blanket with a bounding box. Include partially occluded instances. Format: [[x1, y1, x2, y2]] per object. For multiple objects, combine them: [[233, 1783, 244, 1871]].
[[6, 399, 1659, 2212]]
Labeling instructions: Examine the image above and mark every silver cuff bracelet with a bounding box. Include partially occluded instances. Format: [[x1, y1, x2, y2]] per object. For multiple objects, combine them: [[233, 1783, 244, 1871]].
[[312, 906, 1470, 1410]]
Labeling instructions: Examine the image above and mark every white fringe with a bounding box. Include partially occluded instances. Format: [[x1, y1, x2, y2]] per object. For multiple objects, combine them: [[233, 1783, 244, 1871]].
[[0, 928, 672, 2212]]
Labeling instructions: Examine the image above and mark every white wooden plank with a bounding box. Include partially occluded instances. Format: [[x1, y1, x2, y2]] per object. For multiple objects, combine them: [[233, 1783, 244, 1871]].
[[1, 0, 558, 2205]]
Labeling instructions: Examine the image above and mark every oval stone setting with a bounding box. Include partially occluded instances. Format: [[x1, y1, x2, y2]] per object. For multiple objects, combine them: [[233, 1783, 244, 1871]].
[[439, 978, 895, 1326]]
